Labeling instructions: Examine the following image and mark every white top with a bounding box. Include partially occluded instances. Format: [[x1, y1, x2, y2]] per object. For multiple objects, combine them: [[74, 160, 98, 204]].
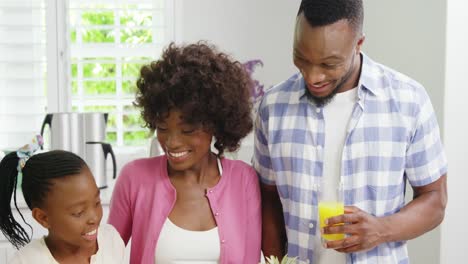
[[154, 158, 222, 264], [8, 224, 125, 264], [154, 218, 220, 264], [316, 88, 357, 264]]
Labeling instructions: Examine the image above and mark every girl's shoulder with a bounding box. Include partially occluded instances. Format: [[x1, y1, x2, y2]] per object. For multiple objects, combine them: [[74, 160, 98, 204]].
[[95, 224, 126, 261], [98, 223, 124, 241], [9, 238, 57, 264]]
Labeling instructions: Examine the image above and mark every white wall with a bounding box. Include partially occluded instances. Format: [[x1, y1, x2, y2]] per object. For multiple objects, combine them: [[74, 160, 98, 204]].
[[176, 0, 300, 91], [440, 0, 468, 262]]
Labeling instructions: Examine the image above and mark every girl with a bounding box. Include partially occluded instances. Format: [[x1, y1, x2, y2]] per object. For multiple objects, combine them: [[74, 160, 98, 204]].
[[0, 136, 125, 263]]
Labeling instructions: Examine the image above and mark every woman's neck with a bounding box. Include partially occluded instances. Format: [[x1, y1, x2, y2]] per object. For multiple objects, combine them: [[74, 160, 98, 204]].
[[168, 152, 220, 186]]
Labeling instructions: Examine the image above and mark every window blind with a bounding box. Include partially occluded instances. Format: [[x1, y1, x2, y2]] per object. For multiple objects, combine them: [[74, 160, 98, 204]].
[[0, 0, 173, 150], [0, 0, 48, 150]]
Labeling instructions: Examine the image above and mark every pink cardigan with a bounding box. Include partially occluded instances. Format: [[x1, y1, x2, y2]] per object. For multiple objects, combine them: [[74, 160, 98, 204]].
[[108, 155, 261, 264]]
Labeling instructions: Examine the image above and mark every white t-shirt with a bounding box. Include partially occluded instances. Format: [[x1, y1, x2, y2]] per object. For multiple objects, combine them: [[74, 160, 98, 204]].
[[154, 159, 223, 264], [154, 218, 220, 264], [316, 87, 357, 264], [8, 224, 125, 264]]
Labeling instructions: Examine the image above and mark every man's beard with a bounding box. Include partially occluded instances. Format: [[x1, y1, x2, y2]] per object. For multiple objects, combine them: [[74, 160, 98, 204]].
[[305, 82, 341, 107], [305, 54, 358, 107]]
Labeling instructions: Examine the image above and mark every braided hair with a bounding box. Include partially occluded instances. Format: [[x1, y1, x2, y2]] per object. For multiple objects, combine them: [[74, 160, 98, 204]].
[[0, 150, 86, 249]]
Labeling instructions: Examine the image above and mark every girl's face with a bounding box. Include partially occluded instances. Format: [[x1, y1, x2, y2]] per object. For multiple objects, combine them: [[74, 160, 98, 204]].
[[156, 109, 214, 173], [39, 167, 102, 252]]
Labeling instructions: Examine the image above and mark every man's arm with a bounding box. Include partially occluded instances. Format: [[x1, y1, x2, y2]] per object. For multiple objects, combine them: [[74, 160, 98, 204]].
[[324, 174, 447, 253], [382, 174, 447, 241], [261, 182, 287, 258]]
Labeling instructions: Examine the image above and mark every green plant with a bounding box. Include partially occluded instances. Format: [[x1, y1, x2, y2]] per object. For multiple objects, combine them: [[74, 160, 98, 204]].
[[264, 255, 298, 264]]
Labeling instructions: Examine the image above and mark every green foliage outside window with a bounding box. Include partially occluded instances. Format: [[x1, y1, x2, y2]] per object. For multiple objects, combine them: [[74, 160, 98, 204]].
[[107, 132, 117, 144], [122, 63, 142, 77], [122, 80, 137, 95], [123, 113, 146, 128], [124, 131, 151, 146], [70, 7, 152, 44], [82, 11, 114, 25], [70, 6, 156, 146]]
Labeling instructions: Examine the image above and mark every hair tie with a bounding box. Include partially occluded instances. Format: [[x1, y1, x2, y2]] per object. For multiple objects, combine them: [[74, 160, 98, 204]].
[[16, 135, 44, 172]]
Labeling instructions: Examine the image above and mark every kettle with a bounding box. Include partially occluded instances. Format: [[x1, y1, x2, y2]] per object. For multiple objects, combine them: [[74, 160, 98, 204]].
[[40, 112, 109, 158], [40, 112, 116, 188], [83, 112, 108, 144], [40, 112, 86, 157], [85, 141, 116, 189], [83, 113, 117, 188]]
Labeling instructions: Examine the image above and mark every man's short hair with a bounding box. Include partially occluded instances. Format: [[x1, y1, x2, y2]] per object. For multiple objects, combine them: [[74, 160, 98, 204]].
[[298, 0, 364, 32]]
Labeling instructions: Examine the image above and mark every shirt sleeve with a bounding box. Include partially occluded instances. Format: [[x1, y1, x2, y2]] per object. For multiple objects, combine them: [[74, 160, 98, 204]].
[[108, 162, 135, 245], [100, 224, 127, 263], [252, 101, 277, 185], [405, 88, 448, 186], [8, 254, 23, 264], [7, 239, 49, 264]]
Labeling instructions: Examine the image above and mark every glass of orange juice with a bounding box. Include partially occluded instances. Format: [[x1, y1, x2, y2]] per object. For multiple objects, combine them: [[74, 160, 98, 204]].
[[318, 181, 345, 241]]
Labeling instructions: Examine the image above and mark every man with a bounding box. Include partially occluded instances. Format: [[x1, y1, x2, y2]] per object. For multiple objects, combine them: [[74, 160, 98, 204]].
[[252, 0, 447, 263]]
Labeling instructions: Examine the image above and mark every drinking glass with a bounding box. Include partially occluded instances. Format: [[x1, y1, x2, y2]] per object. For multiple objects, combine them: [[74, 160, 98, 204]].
[[318, 181, 345, 241]]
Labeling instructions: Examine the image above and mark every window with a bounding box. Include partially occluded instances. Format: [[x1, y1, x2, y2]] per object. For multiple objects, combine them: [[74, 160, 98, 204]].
[[68, 0, 173, 147], [0, 0, 174, 152]]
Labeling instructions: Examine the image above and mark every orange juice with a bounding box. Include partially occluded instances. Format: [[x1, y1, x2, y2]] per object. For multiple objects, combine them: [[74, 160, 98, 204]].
[[318, 201, 345, 241]]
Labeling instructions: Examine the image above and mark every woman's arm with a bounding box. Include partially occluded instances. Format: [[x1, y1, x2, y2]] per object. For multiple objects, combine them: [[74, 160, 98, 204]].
[[243, 167, 263, 263], [108, 163, 134, 245]]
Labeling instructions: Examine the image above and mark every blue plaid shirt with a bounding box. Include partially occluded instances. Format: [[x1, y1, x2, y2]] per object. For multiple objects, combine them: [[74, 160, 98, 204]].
[[253, 54, 447, 264]]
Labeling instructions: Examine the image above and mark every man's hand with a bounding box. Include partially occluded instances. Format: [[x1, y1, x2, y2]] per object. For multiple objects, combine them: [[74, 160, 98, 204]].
[[321, 175, 447, 253], [321, 206, 389, 253]]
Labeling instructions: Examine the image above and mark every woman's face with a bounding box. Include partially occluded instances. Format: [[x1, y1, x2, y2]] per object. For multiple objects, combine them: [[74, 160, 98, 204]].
[[39, 168, 102, 252], [156, 109, 213, 173]]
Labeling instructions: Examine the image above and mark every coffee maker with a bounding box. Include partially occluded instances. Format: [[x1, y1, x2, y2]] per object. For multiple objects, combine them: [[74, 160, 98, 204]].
[[40, 112, 116, 188]]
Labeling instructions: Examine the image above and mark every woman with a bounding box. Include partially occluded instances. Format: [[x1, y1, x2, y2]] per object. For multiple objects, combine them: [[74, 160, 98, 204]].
[[108, 42, 261, 263]]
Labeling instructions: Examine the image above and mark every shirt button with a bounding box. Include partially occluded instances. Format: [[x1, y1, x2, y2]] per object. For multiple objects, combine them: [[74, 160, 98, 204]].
[[215, 212, 219, 216], [221, 239, 226, 244], [316, 108, 321, 113], [309, 223, 314, 228], [209, 190, 213, 193]]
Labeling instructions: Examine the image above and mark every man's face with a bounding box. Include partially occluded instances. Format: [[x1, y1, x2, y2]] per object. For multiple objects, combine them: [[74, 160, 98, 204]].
[[293, 13, 364, 107]]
